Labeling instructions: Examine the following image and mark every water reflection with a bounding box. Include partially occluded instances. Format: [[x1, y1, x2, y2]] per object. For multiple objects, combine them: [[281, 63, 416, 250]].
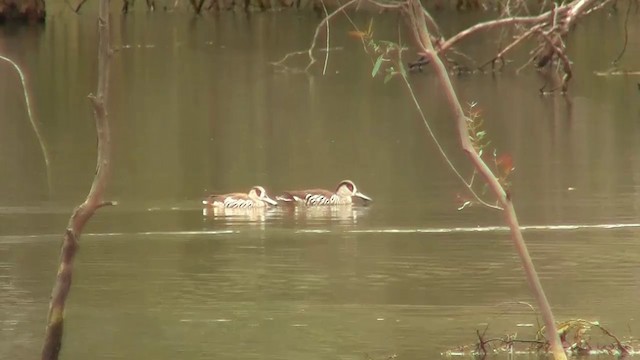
[[282, 204, 369, 225], [202, 203, 371, 226], [202, 206, 277, 223]]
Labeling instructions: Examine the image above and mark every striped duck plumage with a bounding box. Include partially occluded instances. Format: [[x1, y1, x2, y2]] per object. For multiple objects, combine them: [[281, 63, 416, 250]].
[[203, 186, 278, 209], [276, 180, 372, 206]]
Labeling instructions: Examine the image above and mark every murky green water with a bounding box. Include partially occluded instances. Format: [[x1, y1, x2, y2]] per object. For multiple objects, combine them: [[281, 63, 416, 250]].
[[1, 8, 640, 360]]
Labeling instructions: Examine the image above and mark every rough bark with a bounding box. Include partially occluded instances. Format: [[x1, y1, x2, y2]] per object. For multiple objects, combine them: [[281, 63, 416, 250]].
[[40, 0, 112, 358]]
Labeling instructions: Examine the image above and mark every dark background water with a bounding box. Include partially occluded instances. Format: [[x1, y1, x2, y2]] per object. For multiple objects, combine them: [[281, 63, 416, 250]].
[[1, 7, 640, 360]]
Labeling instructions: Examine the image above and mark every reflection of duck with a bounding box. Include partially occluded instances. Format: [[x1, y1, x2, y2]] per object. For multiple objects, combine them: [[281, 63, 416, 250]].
[[280, 204, 371, 226], [276, 180, 372, 206], [202, 186, 277, 209], [202, 206, 272, 222], [298, 204, 359, 220]]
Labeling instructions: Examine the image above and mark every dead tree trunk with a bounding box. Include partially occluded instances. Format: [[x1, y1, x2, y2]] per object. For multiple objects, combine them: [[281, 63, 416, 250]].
[[40, 0, 113, 358], [0, 0, 45, 23]]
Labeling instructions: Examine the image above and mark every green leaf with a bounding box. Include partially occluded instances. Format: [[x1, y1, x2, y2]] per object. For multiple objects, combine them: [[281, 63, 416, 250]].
[[372, 55, 384, 77], [384, 72, 394, 84]]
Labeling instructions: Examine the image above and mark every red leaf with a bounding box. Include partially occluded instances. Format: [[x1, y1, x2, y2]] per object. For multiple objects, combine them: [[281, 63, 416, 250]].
[[496, 154, 514, 175], [348, 31, 367, 39]]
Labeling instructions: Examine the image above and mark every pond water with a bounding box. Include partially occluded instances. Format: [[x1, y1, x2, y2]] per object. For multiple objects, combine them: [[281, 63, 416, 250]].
[[1, 7, 640, 360]]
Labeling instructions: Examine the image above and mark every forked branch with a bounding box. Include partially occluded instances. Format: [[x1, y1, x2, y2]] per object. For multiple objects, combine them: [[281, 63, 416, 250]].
[[271, 0, 356, 72], [40, 0, 114, 358], [404, 1, 566, 360]]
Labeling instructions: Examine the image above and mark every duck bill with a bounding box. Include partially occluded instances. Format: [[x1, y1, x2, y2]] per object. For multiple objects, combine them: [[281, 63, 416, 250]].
[[264, 197, 278, 206], [354, 192, 373, 202]]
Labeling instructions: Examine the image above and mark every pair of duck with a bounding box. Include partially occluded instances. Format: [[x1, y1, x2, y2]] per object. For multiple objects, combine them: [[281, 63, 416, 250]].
[[203, 180, 372, 209]]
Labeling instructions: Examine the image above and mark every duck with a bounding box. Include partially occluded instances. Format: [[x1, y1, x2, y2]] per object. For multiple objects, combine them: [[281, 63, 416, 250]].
[[203, 186, 277, 209], [276, 180, 372, 206]]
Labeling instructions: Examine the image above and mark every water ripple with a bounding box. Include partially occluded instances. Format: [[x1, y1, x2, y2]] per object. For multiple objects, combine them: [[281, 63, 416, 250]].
[[1, 222, 640, 243]]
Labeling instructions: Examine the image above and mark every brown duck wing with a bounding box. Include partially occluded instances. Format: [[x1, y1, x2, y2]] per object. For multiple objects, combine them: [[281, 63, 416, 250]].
[[206, 192, 247, 203]]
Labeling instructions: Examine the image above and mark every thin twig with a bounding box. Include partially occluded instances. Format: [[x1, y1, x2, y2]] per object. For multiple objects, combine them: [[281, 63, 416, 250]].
[[437, 0, 605, 59], [534, 29, 572, 92], [338, 4, 372, 58], [367, 0, 404, 8], [0, 55, 52, 194], [271, 0, 356, 72], [305, 0, 356, 72], [478, 23, 545, 71], [70, 0, 90, 12], [321, 0, 330, 75], [438, 11, 565, 54], [399, 73, 503, 210], [564, 0, 596, 24], [271, 47, 343, 72], [582, 0, 615, 15], [612, 0, 631, 65], [421, 7, 443, 39]]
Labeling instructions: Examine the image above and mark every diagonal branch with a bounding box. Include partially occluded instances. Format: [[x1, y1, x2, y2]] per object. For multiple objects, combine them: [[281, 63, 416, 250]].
[[40, 0, 114, 358], [404, 1, 567, 360], [399, 73, 503, 210], [437, 12, 565, 54]]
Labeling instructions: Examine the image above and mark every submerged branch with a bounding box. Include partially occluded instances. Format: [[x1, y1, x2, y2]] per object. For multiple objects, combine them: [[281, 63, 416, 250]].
[[40, 0, 113, 358]]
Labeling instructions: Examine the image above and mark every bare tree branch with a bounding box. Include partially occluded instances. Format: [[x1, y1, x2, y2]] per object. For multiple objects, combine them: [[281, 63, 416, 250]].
[[399, 73, 503, 210], [403, 1, 567, 359], [438, 12, 564, 53], [534, 28, 572, 93], [271, 0, 356, 72], [40, 0, 114, 358], [0, 55, 52, 194]]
